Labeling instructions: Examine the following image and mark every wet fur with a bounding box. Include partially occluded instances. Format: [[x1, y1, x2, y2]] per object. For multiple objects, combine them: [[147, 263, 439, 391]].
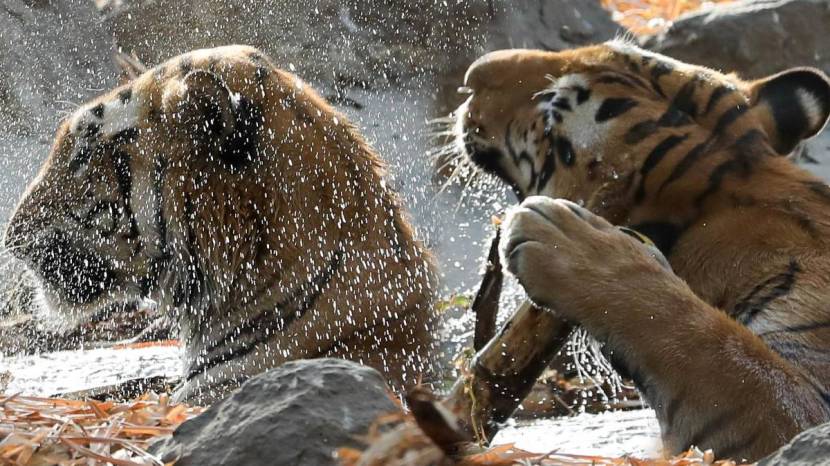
[[6, 46, 437, 404], [457, 41, 830, 461]]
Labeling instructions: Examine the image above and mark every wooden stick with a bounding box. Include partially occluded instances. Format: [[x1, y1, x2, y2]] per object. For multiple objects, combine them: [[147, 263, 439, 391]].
[[471, 230, 503, 351], [444, 300, 572, 443]]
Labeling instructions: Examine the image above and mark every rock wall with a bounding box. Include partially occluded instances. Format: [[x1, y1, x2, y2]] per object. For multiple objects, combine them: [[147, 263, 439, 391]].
[[642, 0, 830, 78], [0, 0, 118, 138], [100, 0, 492, 90]]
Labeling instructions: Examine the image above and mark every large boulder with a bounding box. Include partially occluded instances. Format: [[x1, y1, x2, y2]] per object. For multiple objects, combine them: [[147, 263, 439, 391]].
[[100, 0, 492, 91], [642, 0, 830, 79], [488, 0, 620, 53], [150, 358, 400, 466], [759, 421, 830, 465]]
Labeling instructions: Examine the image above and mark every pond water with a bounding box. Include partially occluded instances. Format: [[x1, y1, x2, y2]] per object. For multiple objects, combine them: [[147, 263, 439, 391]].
[[494, 409, 662, 458], [3, 343, 662, 459]]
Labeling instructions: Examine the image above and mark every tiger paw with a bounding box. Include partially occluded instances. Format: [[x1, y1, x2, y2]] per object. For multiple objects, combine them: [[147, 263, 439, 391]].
[[499, 196, 672, 319]]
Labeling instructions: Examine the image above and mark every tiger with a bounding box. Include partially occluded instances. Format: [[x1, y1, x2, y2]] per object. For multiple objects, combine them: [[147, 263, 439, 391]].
[[4, 45, 438, 405], [454, 40, 830, 462]]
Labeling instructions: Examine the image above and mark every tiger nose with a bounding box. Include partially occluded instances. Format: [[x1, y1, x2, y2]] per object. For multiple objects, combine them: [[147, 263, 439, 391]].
[[464, 48, 558, 92]]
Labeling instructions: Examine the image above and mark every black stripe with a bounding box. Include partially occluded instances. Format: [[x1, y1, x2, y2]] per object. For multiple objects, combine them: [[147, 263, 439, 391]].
[[552, 97, 572, 112], [595, 74, 643, 89], [657, 141, 709, 195], [712, 104, 748, 135], [621, 54, 640, 73], [635, 134, 689, 203], [118, 88, 133, 104], [805, 180, 830, 203], [219, 96, 262, 170], [555, 135, 575, 166], [179, 57, 193, 76], [111, 127, 139, 145], [733, 259, 800, 325], [576, 87, 591, 104], [663, 396, 681, 433], [692, 131, 762, 208], [91, 104, 105, 119], [765, 340, 830, 371], [760, 320, 830, 337], [627, 221, 683, 255], [71, 200, 119, 232], [595, 97, 638, 123], [139, 156, 170, 295], [780, 198, 820, 239], [659, 79, 698, 127], [186, 249, 344, 381], [704, 85, 732, 115], [536, 135, 557, 191], [625, 120, 659, 145], [505, 120, 538, 184], [112, 149, 139, 240], [649, 62, 673, 97]]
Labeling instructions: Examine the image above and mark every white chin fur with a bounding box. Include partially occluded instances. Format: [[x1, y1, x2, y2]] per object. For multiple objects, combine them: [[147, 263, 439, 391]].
[[33, 287, 100, 333]]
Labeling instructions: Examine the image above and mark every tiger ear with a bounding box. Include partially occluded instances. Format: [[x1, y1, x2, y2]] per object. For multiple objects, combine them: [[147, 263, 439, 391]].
[[114, 51, 147, 85], [166, 69, 236, 143], [748, 68, 830, 155]]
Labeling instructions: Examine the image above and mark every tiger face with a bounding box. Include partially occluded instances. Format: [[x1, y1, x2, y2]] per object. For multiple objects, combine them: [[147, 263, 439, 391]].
[[6, 51, 275, 327], [456, 41, 830, 224], [10, 48, 303, 319], [4, 82, 165, 327]]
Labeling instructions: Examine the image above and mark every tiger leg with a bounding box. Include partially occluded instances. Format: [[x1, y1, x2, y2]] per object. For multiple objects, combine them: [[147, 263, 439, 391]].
[[500, 196, 830, 462]]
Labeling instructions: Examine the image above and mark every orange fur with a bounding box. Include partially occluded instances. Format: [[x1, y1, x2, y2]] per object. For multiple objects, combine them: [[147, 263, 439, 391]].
[[457, 41, 830, 461], [6, 46, 437, 404]]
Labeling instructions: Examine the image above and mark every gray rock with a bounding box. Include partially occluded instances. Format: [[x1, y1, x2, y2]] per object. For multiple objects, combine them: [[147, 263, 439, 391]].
[[150, 358, 400, 466], [642, 0, 830, 79], [0, 0, 118, 138], [759, 421, 830, 466], [488, 0, 620, 53], [100, 0, 493, 92]]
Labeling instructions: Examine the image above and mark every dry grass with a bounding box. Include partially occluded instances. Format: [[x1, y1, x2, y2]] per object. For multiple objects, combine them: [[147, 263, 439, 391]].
[[601, 0, 734, 35], [0, 393, 202, 466]]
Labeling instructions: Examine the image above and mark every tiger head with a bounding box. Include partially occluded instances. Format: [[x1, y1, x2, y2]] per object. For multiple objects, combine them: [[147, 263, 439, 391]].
[[455, 41, 830, 226], [3, 45, 389, 330]]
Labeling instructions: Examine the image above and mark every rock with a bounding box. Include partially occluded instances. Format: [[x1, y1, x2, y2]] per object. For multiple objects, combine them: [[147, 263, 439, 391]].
[[642, 0, 830, 79], [0, 0, 118, 138], [488, 0, 620, 53], [758, 421, 830, 465], [150, 358, 400, 466], [100, 0, 493, 92]]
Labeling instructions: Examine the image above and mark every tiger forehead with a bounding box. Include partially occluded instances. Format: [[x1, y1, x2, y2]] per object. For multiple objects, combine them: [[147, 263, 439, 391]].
[[69, 88, 144, 139], [67, 45, 269, 139], [602, 41, 736, 89]]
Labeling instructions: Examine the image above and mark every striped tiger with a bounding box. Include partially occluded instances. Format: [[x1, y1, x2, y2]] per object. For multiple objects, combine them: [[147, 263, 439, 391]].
[[454, 40, 830, 462], [4, 45, 437, 404]]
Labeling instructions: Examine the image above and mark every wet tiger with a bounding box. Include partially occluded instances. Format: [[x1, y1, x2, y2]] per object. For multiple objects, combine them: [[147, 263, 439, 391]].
[[4, 45, 437, 404], [454, 40, 830, 461]]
